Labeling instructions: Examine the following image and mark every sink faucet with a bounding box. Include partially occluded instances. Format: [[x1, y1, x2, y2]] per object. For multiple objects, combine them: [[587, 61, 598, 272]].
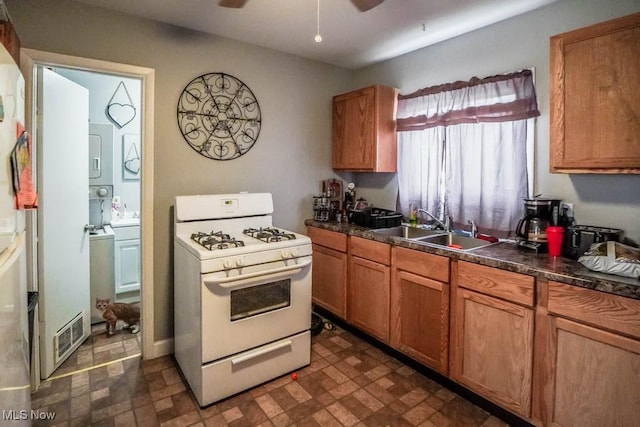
[[468, 220, 478, 238], [418, 208, 451, 232]]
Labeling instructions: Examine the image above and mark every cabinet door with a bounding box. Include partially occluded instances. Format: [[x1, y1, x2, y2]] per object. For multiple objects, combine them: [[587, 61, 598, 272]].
[[332, 86, 375, 170], [391, 269, 449, 373], [88, 123, 114, 185], [547, 317, 640, 427], [451, 288, 533, 417], [311, 243, 347, 318], [550, 12, 640, 173], [0, 22, 20, 65], [114, 238, 141, 294], [332, 85, 398, 172], [307, 226, 348, 252], [348, 255, 390, 342]]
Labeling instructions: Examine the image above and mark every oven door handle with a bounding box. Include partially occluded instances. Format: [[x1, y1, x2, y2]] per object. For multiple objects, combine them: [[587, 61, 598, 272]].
[[230, 339, 293, 366], [203, 258, 311, 289]]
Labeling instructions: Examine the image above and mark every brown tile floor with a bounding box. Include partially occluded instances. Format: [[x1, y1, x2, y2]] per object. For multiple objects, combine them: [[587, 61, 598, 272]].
[[43, 322, 143, 380], [32, 322, 515, 426]]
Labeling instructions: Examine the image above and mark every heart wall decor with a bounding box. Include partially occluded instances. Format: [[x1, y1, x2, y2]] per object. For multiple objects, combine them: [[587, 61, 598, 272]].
[[106, 81, 137, 128], [107, 103, 136, 128], [122, 134, 141, 180]]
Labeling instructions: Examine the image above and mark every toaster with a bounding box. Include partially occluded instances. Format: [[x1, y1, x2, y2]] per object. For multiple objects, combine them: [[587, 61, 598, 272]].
[[563, 225, 623, 259]]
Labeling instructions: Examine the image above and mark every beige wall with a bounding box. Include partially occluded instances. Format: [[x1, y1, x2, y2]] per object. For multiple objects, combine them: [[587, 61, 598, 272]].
[[351, 0, 640, 243], [7, 0, 352, 343]]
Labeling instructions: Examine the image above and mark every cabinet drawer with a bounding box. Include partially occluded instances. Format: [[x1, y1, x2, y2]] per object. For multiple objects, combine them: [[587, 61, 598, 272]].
[[307, 227, 347, 252], [113, 225, 140, 241], [548, 281, 640, 339], [458, 261, 535, 307], [350, 236, 390, 265], [393, 246, 449, 283]]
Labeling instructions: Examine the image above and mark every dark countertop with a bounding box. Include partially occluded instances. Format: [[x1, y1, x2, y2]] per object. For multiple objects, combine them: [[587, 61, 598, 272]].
[[305, 220, 640, 301]]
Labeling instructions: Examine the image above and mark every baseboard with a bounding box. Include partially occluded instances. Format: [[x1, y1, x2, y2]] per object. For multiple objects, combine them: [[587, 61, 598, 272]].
[[146, 337, 174, 360]]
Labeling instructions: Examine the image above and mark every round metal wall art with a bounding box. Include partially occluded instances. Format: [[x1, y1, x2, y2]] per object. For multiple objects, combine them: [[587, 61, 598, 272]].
[[176, 72, 261, 160]]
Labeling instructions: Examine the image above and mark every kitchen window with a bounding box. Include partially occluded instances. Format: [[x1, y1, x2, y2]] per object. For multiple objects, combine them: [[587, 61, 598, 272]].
[[396, 70, 540, 237]]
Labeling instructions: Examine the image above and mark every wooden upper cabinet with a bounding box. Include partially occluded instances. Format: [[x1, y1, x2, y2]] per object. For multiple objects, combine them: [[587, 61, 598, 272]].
[[332, 85, 398, 172], [550, 13, 640, 173], [0, 21, 20, 65]]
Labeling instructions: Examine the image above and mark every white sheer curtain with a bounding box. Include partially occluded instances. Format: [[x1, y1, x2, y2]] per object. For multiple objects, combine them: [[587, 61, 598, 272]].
[[397, 127, 444, 217], [446, 120, 531, 235], [396, 70, 539, 236]]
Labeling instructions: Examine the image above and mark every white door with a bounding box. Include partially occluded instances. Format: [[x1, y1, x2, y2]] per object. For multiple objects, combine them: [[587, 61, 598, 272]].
[[37, 66, 91, 378]]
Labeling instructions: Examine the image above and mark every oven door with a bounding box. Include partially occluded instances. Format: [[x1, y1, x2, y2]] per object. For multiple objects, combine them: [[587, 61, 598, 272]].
[[200, 256, 311, 363]]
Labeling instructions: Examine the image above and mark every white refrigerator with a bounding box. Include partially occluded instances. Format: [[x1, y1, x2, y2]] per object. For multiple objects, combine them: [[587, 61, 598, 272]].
[[0, 41, 31, 423]]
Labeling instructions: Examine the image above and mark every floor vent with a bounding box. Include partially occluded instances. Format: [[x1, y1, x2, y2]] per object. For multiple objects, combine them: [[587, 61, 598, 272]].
[[54, 312, 85, 362]]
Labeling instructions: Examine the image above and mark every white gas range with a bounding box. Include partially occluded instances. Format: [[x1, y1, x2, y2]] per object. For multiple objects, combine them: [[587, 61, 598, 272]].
[[173, 193, 312, 406]]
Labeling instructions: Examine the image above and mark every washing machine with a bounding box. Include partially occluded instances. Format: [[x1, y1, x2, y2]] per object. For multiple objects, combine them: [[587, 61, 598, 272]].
[[89, 225, 115, 324]]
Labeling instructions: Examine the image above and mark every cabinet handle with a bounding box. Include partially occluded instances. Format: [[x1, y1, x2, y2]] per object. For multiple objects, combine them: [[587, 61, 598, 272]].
[[202, 258, 311, 289], [231, 340, 292, 366]]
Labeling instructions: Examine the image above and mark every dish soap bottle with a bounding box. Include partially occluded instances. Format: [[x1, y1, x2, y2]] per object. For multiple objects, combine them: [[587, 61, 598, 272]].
[[409, 204, 418, 227]]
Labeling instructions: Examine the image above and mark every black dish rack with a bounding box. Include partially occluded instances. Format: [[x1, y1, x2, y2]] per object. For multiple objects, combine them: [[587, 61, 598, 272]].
[[348, 207, 403, 229]]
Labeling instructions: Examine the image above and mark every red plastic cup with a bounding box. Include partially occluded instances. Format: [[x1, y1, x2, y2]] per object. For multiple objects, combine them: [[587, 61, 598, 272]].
[[547, 226, 564, 257]]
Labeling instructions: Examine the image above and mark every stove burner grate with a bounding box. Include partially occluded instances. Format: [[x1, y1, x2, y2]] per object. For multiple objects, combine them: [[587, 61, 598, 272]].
[[243, 227, 297, 243], [191, 231, 245, 250]]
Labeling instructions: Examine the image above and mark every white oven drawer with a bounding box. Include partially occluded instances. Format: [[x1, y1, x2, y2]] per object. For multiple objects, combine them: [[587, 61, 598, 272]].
[[194, 331, 310, 406]]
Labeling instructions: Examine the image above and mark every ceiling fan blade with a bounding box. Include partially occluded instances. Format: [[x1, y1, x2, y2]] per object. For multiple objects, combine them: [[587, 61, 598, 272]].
[[350, 0, 384, 12], [218, 0, 248, 8]]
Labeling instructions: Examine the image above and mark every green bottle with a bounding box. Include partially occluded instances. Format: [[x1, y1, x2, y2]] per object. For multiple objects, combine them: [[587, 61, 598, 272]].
[[409, 204, 417, 226]]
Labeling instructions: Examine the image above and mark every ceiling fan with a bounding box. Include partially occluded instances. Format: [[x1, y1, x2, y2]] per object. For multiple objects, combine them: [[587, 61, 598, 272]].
[[218, 0, 384, 12]]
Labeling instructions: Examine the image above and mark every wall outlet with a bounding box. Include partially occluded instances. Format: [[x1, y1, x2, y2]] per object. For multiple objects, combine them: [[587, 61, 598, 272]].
[[561, 202, 574, 218]]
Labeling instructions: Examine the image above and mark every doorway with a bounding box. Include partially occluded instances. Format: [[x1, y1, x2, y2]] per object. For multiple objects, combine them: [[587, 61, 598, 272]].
[[53, 67, 143, 315], [20, 49, 155, 388]]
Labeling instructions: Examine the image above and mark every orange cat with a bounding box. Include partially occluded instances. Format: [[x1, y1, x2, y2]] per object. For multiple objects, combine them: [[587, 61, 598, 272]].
[[95, 297, 140, 336]]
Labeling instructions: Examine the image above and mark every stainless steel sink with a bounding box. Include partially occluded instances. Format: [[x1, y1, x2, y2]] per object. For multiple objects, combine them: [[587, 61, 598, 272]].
[[416, 233, 496, 251], [372, 225, 497, 251], [371, 225, 444, 239]]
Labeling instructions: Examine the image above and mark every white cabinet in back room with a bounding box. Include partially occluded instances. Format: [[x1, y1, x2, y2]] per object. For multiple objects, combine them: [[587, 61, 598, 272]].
[[112, 223, 140, 297]]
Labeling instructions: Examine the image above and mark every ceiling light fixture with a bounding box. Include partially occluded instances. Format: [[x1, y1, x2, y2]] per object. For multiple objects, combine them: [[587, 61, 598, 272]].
[[315, 0, 322, 43]]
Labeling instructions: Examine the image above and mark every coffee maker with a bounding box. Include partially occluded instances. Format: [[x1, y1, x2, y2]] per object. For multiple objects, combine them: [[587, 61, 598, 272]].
[[515, 198, 561, 253]]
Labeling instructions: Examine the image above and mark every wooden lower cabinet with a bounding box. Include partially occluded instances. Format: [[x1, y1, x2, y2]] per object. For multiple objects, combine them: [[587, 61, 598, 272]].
[[311, 244, 347, 317], [391, 247, 450, 374], [451, 262, 535, 418], [348, 237, 391, 342], [534, 281, 640, 426], [545, 317, 640, 427], [308, 227, 347, 318], [307, 228, 640, 426]]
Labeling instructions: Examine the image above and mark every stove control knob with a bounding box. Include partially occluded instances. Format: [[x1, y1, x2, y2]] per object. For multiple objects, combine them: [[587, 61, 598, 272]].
[[290, 248, 299, 257], [235, 258, 244, 267], [223, 259, 232, 269], [281, 250, 290, 259]]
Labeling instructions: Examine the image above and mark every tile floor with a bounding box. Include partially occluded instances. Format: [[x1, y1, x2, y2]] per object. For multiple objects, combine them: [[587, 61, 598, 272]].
[[31, 321, 517, 426]]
